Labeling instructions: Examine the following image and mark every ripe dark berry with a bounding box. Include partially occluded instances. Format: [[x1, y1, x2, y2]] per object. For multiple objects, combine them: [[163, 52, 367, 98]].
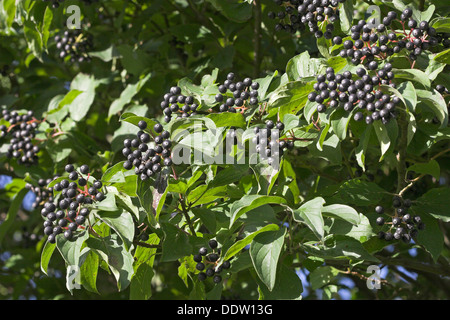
[[196, 262, 205, 271], [80, 164, 89, 174], [154, 123, 163, 133], [375, 206, 384, 214], [95, 192, 105, 201], [64, 230, 73, 240], [93, 180, 102, 189], [207, 253, 220, 262], [138, 120, 147, 130], [208, 239, 218, 249], [199, 247, 208, 256], [198, 272, 207, 281], [213, 275, 222, 284], [376, 217, 385, 226], [206, 267, 215, 277]]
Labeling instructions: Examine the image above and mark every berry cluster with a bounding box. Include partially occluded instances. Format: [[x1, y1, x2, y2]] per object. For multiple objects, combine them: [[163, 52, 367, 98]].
[[160, 86, 199, 123], [308, 66, 400, 125], [54, 29, 93, 63], [41, 164, 106, 243], [252, 120, 294, 166], [25, 176, 59, 210], [375, 196, 425, 243], [194, 239, 231, 284], [1, 110, 41, 166], [215, 73, 260, 113], [334, 8, 442, 68], [122, 121, 173, 181], [436, 33, 450, 48], [267, 0, 345, 39]]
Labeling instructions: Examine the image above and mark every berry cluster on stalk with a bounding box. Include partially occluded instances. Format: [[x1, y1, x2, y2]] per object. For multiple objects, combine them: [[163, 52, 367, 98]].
[[1, 110, 42, 166], [375, 196, 425, 243], [334, 8, 443, 68], [268, 0, 346, 39], [252, 120, 294, 166], [54, 29, 93, 63], [41, 164, 106, 243], [308, 66, 400, 125], [160, 86, 199, 123], [122, 121, 173, 181], [25, 176, 59, 210], [195, 239, 232, 284], [215, 73, 260, 113]]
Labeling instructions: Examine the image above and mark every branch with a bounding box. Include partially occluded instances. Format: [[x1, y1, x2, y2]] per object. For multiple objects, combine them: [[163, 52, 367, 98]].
[[133, 240, 160, 249], [396, 109, 409, 194]]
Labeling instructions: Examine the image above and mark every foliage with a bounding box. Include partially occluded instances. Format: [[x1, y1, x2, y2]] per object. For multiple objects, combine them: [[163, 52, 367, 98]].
[[0, 0, 449, 300]]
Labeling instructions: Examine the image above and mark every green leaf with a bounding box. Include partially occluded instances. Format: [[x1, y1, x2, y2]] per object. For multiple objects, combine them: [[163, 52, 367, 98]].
[[206, 112, 245, 128], [160, 223, 193, 262], [40, 240, 56, 276], [407, 159, 440, 180], [413, 187, 450, 222], [130, 262, 154, 300], [116, 44, 151, 76], [303, 235, 379, 262], [85, 234, 134, 291], [413, 212, 443, 262], [120, 113, 159, 136], [1, 0, 16, 29], [286, 51, 325, 81], [355, 125, 372, 171], [89, 45, 120, 62], [101, 161, 128, 184], [66, 73, 100, 122], [293, 197, 325, 241], [229, 195, 287, 228], [309, 266, 340, 290], [136, 177, 153, 215], [95, 209, 135, 251], [268, 81, 315, 122], [334, 179, 387, 206], [396, 81, 417, 113], [55, 230, 89, 267], [432, 17, 450, 33], [330, 107, 353, 140], [223, 224, 280, 261], [208, 165, 250, 188], [257, 263, 303, 300], [391, 68, 430, 89], [327, 213, 373, 242], [23, 19, 43, 61], [108, 73, 151, 119], [416, 89, 449, 128], [339, 0, 353, 33], [373, 119, 398, 161], [0, 188, 28, 247], [80, 250, 99, 294], [322, 204, 361, 225], [434, 48, 450, 65], [205, 0, 253, 23], [250, 228, 286, 291]]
